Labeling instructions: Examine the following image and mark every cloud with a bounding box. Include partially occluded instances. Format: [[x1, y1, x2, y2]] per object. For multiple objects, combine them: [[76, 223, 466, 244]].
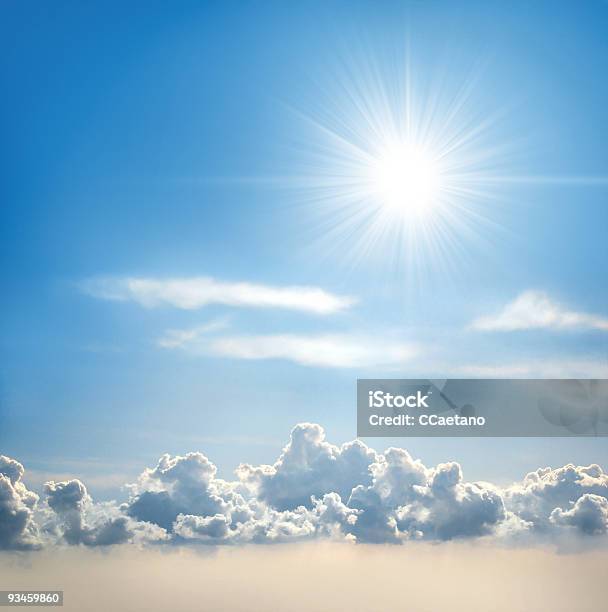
[[0, 455, 40, 550], [347, 447, 429, 544], [550, 494, 608, 535], [173, 494, 359, 545], [157, 324, 605, 374], [394, 462, 506, 540], [348, 451, 506, 543], [82, 276, 355, 315], [504, 463, 608, 533], [453, 359, 608, 378], [173, 513, 232, 541], [43, 479, 167, 546], [471, 290, 608, 332], [157, 319, 230, 349], [237, 423, 378, 510], [2, 546, 607, 612], [166, 331, 418, 368], [1, 425, 607, 550], [241, 494, 360, 544], [125, 452, 253, 533]]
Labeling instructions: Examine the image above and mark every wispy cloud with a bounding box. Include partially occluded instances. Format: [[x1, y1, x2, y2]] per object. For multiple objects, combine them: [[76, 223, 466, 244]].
[[158, 324, 607, 375], [210, 334, 417, 369], [470, 291, 608, 332], [82, 276, 355, 315], [157, 319, 230, 349], [452, 359, 608, 379], [159, 328, 417, 369]]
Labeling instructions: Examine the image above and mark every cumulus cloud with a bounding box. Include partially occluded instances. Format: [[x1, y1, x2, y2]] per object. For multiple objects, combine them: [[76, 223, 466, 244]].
[[125, 432, 362, 545], [0, 455, 40, 550], [125, 451, 252, 533], [184, 332, 418, 368], [395, 462, 506, 540], [504, 463, 608, 532], [236, 493, 359, 544], [173, 513, 232, 541], [550, 494, 608, 535], [1, 425, 607, 550], [237, 424, 378, 510], [82, 276, 355, 315], [471, 290, 608, 332], [43, 479, 167, 547], [348, 451, 506, 543]]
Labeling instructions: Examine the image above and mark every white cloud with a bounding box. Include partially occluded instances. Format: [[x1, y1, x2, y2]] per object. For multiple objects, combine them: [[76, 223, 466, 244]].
[[173, 513, 231, 541], [237, 423, 378, 511], [125, 451, 247, 531], [157, 319, 229, 349], [550, 494, 608, 535], [505, 464, 608, 533], [0, 455, 40, 550], [348, 451, 506, 543], [43, 479, 167, 546], [453, 359, 608, 378], [394, 462, 506, 541], [158, 324, 605, 374], [3, 426, 608, 550], [471, 290, 608, 332], [82, 276, 355, 315], [204, 333, 416, 369]]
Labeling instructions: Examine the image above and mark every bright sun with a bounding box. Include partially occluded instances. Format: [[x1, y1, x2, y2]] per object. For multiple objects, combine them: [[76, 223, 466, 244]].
[[370, 144, 442, 218], [294, 48, 503, 277]]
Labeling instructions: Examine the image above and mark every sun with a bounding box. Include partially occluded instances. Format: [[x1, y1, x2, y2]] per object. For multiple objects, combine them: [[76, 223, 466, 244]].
[[370, 143, 442, 219], [289, 47, 505, 280]]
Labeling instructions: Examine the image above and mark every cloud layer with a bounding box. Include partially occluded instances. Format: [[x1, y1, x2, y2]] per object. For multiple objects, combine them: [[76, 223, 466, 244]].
[[3, 545, 607, 612], [82, 276, 355, 315], [1, 424, 607, 550], [471, 291, 608, 332]]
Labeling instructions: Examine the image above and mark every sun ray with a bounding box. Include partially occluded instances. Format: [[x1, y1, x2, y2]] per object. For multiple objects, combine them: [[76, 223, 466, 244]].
[[283, 47, 513, 289]]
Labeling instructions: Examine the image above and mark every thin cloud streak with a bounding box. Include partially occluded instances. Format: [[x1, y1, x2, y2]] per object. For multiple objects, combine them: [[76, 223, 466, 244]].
[[158, 319, 230, 349], [82, 276, 356, 315], [452, 359, 608, 379], [158, 324, 606, 375], [161, 329, 418, 369]]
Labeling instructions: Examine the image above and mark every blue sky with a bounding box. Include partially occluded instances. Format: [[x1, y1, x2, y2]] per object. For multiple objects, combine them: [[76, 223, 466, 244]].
[[1, 1, 608, 497]]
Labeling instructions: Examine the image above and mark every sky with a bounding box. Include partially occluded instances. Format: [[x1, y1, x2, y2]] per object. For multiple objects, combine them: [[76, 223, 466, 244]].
[[1, 0, 608, 503]]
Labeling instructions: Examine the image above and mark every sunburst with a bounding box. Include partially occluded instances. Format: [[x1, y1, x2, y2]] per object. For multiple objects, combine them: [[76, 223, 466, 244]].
[[288, 48, 510, 286]]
